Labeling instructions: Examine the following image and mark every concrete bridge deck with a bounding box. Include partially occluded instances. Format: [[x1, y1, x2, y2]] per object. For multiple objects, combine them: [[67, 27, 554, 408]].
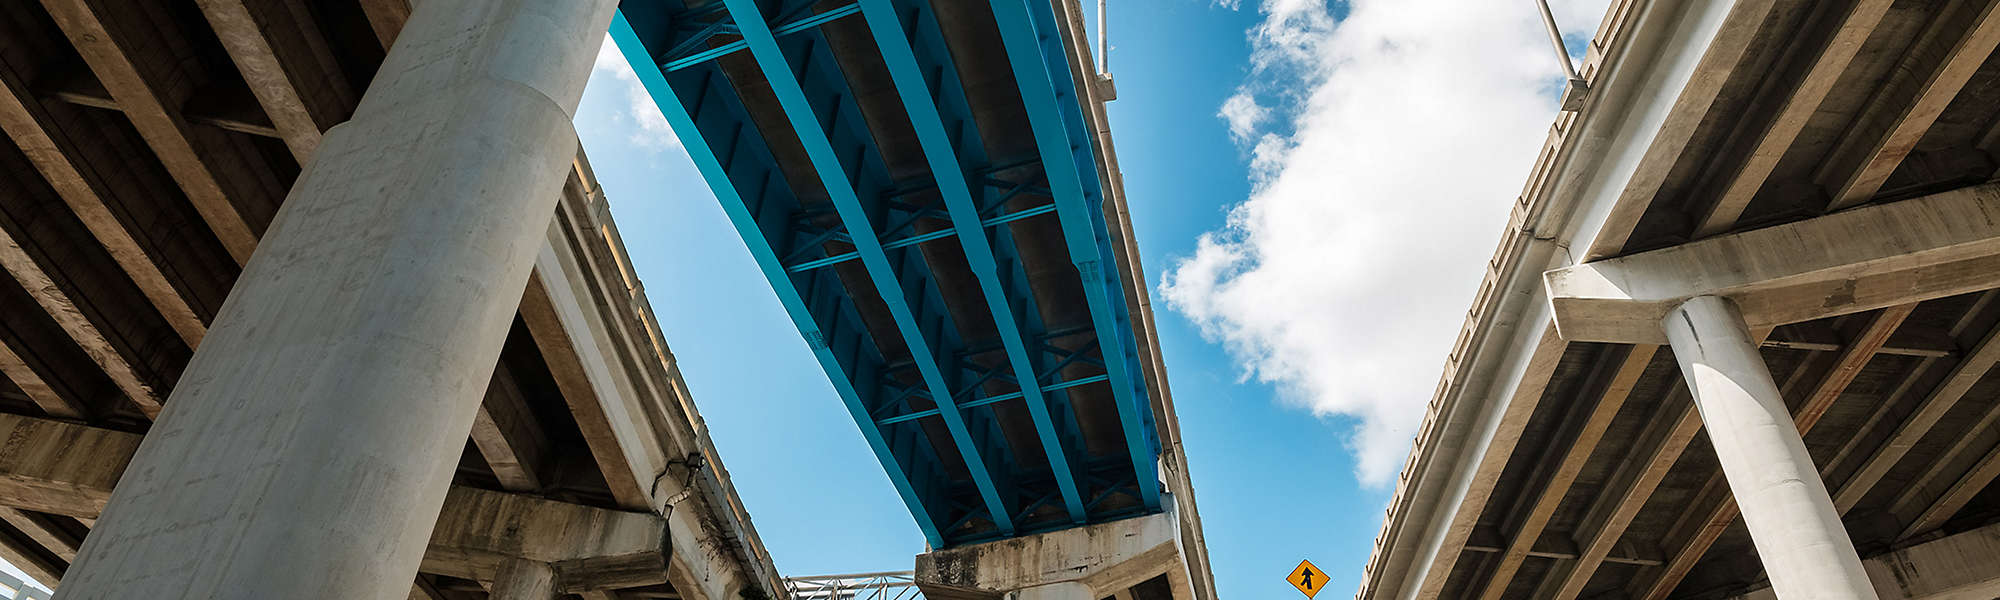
[[1365, 1, 2000, 599], [0, 1, 781, 598]]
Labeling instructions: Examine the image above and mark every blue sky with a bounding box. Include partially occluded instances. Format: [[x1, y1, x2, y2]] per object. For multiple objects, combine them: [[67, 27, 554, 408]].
[[574, 1, 1606, 597]]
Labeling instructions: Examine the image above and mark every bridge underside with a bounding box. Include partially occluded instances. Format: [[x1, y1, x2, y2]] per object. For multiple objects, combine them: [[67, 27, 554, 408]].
[[0, 1, 781, 598], [611, 0, 1167, 549], [1367, 1, 2000, 599]]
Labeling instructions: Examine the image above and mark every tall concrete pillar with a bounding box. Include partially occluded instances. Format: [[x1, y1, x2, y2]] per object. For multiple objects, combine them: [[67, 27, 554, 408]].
[[54, 1, 618, 598], [1662, 296, 1877, 600], [489, 560, 558, 600]]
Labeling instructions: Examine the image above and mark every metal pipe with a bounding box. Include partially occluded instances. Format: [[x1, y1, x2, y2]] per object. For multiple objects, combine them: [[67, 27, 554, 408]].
[[1535, 0, 1580, 81], [1097, 0, 1108, 74]]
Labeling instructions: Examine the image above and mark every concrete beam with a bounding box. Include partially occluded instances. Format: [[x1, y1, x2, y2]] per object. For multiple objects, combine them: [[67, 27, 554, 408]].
[[916, 511, 1185, 599], [0, 146, 181, 418], [1547, 182, 2000, 344], [1891, 385, 2000, 539], [1723, 522, 2000, 600], [194, 0, 358, 162], [0, 32, 225, 348], [0, 332, 87, 422], [1536, 332, 1776, 600], [1692, 0, 1894, 237], [0, 413, 135, 518], [1834, 316, 2000, 513], [471, 367, 552, 492], [0, 410, 670, 591], [425, 487, 667, 593], [1818, 0, 2000, 210], [1474, 344, 1657, 600], [38, 0, 285, 262]]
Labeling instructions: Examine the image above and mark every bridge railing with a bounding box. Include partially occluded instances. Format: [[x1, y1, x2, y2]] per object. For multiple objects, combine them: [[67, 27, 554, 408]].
[[784, 572, 924, 600]]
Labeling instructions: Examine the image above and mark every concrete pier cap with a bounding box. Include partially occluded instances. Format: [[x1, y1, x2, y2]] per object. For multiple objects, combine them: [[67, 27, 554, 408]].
[[915, 498, 1193, 600]]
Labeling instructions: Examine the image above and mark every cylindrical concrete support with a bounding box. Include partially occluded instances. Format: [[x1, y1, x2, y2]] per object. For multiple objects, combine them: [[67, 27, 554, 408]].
[[490, 560, 558, 600], [1662, 296, 1878, 600], [1010, 582, 1094, 600], [55, 0, 617, 598]]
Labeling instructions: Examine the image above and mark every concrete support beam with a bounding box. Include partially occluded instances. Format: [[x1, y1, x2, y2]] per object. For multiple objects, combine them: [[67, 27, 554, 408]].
[[0, 413, 135, 518], [489, 559, 558, 600], [50, 0, 619, 597], [0, 37, 227, 349], [423, 486, 668, 593], [38, 0, 287, 262], [195, 0, 359, 162], [1817, 0, 2000, 210], [1014, 582, 1092, 600], [1891, 390, 2000, 539], [1692, 0, 1894, 236], [1722, 522, 2000, 600], [0, 510, 80, 563], [1547, 182, 2000, 344], [916, 510, 1189, 600], [1835, 316, 2000, 513], [1662, 296, 1875, 600], [1474, 345, 1657, 600], [471, 367, 552, 492], [0, 410, 671, 592]]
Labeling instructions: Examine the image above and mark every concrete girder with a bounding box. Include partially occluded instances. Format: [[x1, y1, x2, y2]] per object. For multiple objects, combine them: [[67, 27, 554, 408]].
[[0, 410, 675, 593], [915, 508, 1190, 600], [1547, 182, 2000, 344], [1720, 521, 2000, 600], [192, 0, 357, 162], [38, 0, 286, 263]]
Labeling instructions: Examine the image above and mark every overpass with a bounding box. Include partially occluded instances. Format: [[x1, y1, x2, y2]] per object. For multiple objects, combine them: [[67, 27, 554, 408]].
[[607, 0, 1212, 597], [1364, 1, 2000, 599], [0, 0, 1209, 599]]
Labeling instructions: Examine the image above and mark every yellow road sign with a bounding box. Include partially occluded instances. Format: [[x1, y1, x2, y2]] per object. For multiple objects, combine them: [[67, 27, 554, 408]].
[[1289, 559, 1325, 598]]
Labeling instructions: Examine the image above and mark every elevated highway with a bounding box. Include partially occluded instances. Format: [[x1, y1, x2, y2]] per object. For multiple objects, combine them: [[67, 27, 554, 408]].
[[608, 0, 1213, 597], [1365, 1, 2000, 599], [0, 0, 1209, 599], [0, 1, 780, 598]]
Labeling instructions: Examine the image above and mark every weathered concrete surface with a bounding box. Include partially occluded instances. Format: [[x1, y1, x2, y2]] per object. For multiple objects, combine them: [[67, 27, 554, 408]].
[[1663, 296, 1876, 600], [51, 0, 619, 597], [1548, 182, 2000, 344], [1012, 581, 1092, 600], [422, 487, 668, 593], [1721, 522, 2000, 600], [0, 412, 670, 592], [489, 559, 557, 600], [916, 509, 1186, 599]]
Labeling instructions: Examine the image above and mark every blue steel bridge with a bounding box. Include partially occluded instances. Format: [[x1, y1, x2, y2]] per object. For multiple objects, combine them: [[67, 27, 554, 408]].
[[610, 0, 1164, 547]]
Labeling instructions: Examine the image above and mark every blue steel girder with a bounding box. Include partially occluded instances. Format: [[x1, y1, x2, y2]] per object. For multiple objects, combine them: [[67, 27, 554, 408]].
[[716, 0, 1024, 537], [610, 9, 960, 545], [855, 0, 1092, 524], [985, 0, 1161, 509], [615, 0, 1165, 545]]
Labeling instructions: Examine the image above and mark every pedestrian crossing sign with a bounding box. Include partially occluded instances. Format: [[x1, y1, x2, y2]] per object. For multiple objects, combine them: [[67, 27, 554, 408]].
[[1289, 559, 1324, 598]]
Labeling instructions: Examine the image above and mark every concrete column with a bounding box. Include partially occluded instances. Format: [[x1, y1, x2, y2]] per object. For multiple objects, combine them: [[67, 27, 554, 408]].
[[1662, 296, 1877, 600], [490, 560, 558, 600], [1011, 582, 1093, 600], [54, 1, 618, 598]]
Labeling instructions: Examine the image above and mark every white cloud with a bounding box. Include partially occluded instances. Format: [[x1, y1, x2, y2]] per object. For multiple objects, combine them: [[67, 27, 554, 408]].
[[1161, 0, 1611, 486], [1218, 92, 1269, 144], [592, 37, 681, 150]]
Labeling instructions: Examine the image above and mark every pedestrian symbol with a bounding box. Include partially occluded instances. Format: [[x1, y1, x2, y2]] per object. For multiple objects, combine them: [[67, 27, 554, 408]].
[[1289, 559, 1324, 598]]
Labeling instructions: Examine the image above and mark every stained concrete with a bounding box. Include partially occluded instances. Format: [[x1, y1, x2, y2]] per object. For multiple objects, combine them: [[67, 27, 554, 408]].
[[51, 0, 618, 597]]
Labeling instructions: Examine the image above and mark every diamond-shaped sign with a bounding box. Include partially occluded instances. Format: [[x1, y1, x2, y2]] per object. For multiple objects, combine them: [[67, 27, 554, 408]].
[[1289, 558, 1325, 599]]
